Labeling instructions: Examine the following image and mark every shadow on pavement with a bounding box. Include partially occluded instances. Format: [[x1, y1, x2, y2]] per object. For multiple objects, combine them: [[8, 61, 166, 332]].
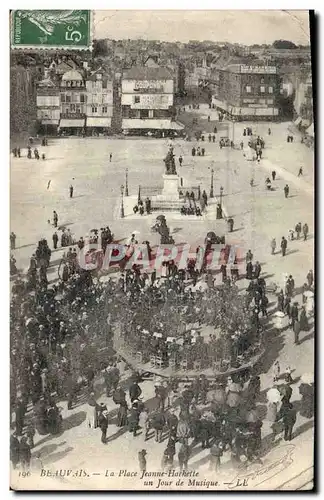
[[62, 411, 86, 432], [42, 446, 74, 465]]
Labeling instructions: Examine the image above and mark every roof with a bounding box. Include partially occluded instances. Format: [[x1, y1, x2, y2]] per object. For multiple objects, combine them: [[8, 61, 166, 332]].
[[123, 66, 173, 81], [62, 70, 84, 81]]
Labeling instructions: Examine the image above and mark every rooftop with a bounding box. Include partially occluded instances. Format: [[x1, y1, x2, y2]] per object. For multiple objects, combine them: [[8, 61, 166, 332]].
[[123, 66, 173, 81]]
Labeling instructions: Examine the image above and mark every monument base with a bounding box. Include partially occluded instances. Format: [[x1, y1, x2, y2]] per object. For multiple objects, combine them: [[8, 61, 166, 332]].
[[161, 174, 179, 199]]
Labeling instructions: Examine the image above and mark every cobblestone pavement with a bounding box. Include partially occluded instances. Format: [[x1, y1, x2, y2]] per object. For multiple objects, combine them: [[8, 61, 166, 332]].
[[10, 127, 314, 490]]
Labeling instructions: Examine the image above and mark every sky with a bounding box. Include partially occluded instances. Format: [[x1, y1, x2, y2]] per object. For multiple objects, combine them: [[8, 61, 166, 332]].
[[94, 10, 310, 45]]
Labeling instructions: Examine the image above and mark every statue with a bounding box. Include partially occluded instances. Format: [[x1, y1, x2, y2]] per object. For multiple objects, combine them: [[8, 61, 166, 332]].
[[163, 147, 177, 175]]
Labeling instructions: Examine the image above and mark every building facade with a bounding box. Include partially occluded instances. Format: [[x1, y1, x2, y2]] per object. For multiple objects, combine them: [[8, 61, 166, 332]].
[[121, 66, 183, 136], [212, 64, 280, 120], [36, 78, 60, 134], [85, 69, 113, 134], [59, 69, 87, 134]]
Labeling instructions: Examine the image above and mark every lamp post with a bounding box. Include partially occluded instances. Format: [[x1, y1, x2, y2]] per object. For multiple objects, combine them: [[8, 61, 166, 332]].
[[210, 169, 214, 198], [220, 185, 224, 210], [125, 168, 129, 196], [120, 184, 125, 219], [138, 185, 141, 204]]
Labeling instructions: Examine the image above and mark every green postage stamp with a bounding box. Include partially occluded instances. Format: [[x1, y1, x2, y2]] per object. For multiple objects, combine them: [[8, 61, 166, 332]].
[[11, 10, 92, 50]]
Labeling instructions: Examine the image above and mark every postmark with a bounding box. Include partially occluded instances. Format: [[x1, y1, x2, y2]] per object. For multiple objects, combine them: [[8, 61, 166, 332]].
[[11, 10, 92, 50]]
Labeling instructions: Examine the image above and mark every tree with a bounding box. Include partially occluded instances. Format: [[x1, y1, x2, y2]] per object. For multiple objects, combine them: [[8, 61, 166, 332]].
[[272, 40, 297, 49]]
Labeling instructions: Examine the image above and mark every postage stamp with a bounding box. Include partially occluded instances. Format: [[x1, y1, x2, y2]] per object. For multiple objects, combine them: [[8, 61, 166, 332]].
[[11, 10, 92, 50]]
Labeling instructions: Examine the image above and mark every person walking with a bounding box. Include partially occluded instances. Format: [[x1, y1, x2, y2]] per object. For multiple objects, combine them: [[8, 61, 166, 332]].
[[151, 410, 165, 443], [178, 442, 190, 471], [98, 409, 108, 444], [209, 441, 224, 472], [52, 232, 58, 250], [295, 222, 302, 240], [290, 302, 299, 330], [179, 155, 183, 167], [284, 184, 289, 198], [273, 361, 280, 383], [10, 232, 16, 250], [129, 380, 142, 403], [277, 289, 285, 312], [281, 236, 288, 256], [53, 211, 58, 228], [272, 170, 276, 181], [109, 153, 112, 162], [285, 275, 295, 297], [307, 269, 314, 288], [302, 223, 309, 241], [138, 449, 147, 473], [298, 167, 303, 176], [128, 402, 140, 438], [299, 306, 309, 332], [271, 238, 276, 255], [10, 432, 20, 469], [19, 436, 31, 471], [277, 402, 297, 441], [69, 185, 74, 198]]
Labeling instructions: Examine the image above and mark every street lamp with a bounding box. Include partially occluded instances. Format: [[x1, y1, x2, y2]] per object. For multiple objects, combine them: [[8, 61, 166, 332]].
[[120, 184, 125, 219], [210, 169, 214, 198], [125, 168, 129, 196], [138, 185, 141, 204], [220, 185, 224, 209]]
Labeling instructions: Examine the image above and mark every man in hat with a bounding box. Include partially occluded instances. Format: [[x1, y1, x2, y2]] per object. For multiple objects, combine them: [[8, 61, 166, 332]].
[[98, 408, 108, 444], [284, 184, 289, 198], [69, 184, 74, 198], [281, 236, 288, 257], [129, 380, 142, 403], [52, 231, 58, 250]]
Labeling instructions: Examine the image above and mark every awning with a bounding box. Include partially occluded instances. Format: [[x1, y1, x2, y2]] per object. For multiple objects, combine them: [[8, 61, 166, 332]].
[[41, 119, 59, 125], [86, 117, 111, 128], [59, 118, 85, 128], [306, 123, 314, 137], [122, 119, 180, 130], [294, 117, 302, 126]]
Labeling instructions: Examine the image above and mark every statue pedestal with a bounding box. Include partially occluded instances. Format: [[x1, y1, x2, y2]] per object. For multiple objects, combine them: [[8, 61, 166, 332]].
[[161, 174, 179, 199]]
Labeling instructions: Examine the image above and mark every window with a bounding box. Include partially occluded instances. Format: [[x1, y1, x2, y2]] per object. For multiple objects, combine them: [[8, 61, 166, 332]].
[[134, 96, 140, 104], [102, 106, 108, 113], [70, 104, 76, 112], [260, 86, 265, 93], [61, 94, 66, 103], [246, 86, 251, 93], [80, 94, 85, 103], [260, 78, 265, 84], [91, 106, 98, 113], [67, 81, 71, 87], [268, 86, 273, 94], [267, 99, 273, 104], [148, 109, 154, 118], [66, 94, 71, 103]]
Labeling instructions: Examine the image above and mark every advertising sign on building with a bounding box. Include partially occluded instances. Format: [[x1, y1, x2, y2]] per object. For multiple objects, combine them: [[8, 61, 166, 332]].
[[134, 80, 164, 92], [240, 65, 276, 74], [132, 94, 171, 109]]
